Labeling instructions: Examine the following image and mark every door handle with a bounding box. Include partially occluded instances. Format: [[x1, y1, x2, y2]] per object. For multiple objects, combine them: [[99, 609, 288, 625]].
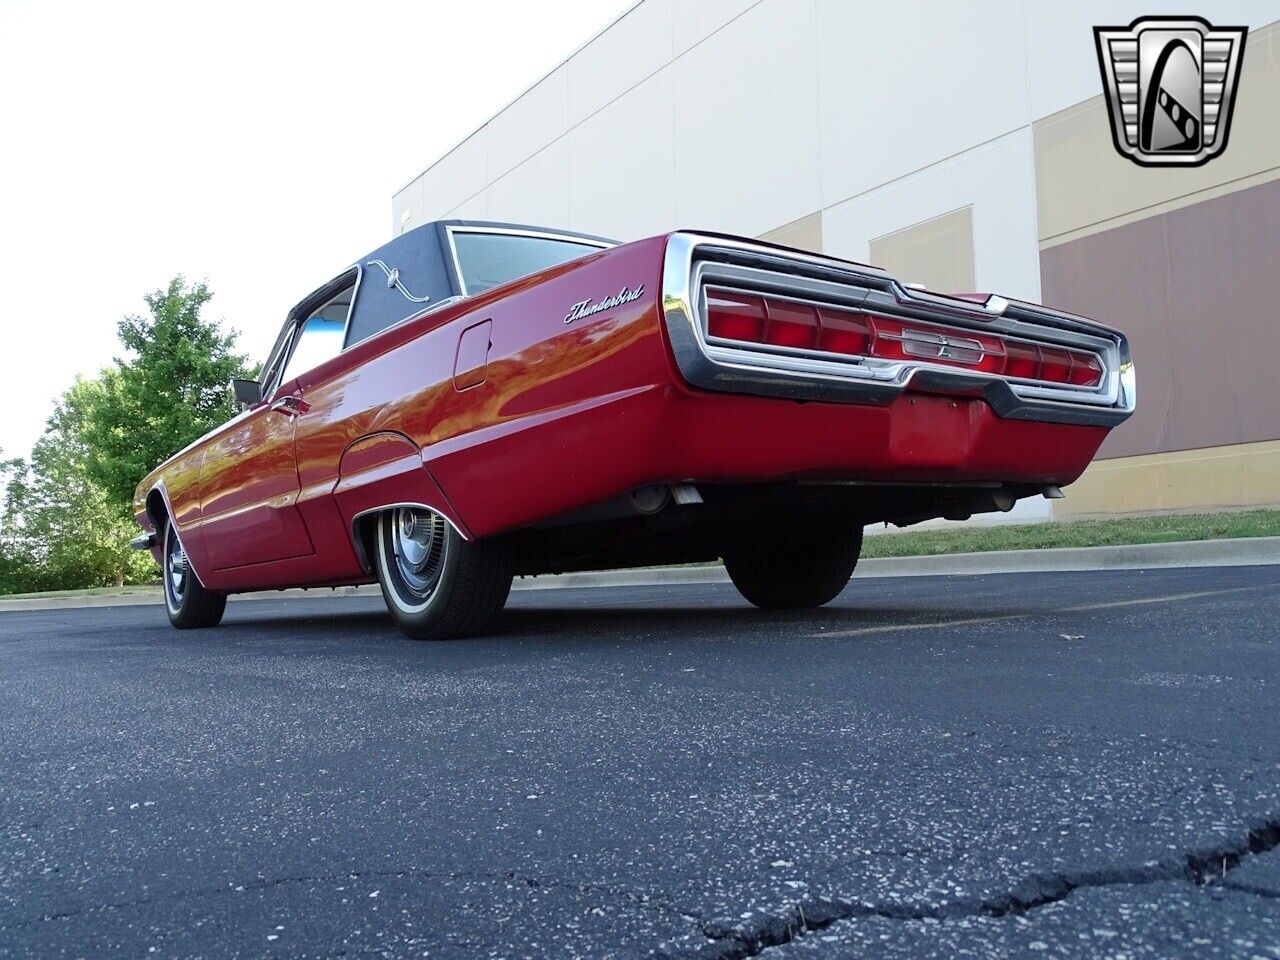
[[269, 395, 311, 417]]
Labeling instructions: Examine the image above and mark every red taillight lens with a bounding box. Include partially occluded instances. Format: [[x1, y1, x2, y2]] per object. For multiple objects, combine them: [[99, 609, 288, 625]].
[[817, 307, 871, 355], [763, 299, 819, 348], [1003, 342, 1040, 380], [1038, 346, 1073, 383], [703, 286, 1103, 389], [706, 290, 766, 342], [1068, 352, 1104, 386]]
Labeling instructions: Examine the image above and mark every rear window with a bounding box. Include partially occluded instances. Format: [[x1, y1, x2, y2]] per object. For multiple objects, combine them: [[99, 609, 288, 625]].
[[451, 232, 605, 295]]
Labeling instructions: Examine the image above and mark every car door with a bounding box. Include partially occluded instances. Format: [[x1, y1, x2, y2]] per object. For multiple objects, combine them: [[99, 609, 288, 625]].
[[199, 302, 349, 570], [199, 388, 313, 569]]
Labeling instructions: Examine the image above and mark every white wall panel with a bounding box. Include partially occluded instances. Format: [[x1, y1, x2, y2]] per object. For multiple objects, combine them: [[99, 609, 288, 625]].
[[567, 0, 673, 126], [816, 0, 1030, 210], [822, 129, 1042, 302], [409, 129, 490, 223], [672, 0, 821, 236], [445, 192, 490, 221], [566, 69, 676, 240], [484, 67, 569, 184], [673, 0, 762, 55], [488, 140, 572, 229], [392, 174, 424, 235]]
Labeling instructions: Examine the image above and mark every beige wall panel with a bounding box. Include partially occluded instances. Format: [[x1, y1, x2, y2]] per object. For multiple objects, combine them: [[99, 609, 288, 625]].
[[1034, 22, 1280, 246], [869, 207, 975, 293], [1040, 176, 1280, 460], [1056, 440, 1280, 517], [759, 212, 823, 254]]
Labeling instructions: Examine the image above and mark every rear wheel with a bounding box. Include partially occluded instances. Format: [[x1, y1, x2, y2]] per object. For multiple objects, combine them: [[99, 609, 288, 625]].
[[163, 520, 226, 629], [373, 507, 513, 640], [723, 518, 863, 609]]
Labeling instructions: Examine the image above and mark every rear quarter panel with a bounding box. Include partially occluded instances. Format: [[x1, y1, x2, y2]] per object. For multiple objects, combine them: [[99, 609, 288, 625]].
[[290, 234, 675, 547]]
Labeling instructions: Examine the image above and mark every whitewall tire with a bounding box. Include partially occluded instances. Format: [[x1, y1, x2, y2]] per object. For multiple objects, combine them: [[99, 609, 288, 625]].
[[163, 521, 227, 629], [373, 507, 513, 640]]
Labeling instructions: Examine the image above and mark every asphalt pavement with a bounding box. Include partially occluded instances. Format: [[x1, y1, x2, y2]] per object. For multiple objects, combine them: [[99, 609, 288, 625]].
[[2, 566, 1279, 958]]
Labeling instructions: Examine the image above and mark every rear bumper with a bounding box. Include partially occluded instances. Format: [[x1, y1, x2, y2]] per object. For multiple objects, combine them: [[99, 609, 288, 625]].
[[660, 232, 1136, 428], [427, 383, 1110, 539]]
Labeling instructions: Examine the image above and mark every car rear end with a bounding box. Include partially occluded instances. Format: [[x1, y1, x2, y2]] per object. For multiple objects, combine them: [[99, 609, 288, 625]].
[[650, 231, 1134, 518]]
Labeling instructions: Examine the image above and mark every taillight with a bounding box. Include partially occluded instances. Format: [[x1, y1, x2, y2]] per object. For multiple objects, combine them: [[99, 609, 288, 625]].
[[870, 316, 1005, 374], [1038, 346, 1073, 384], [706, 290, 766, 342], [1068, 352, 1104, 386], [817, 307, 870, 356], [702, 287, 1104, 388], [1003, 342, 1040, 379], [763, 298, 819, 348]]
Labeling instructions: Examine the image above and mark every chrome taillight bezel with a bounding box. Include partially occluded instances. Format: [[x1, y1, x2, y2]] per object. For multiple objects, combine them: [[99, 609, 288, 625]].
[[660, 232, 1136, 427]]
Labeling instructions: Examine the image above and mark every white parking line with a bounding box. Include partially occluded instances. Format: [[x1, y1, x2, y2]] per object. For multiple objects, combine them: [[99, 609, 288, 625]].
[[814, 582, 1278, 639], [1057, 583, 1275, 612]]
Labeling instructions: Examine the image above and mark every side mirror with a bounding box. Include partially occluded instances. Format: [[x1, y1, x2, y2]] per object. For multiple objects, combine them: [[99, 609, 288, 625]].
[[231, 378, 262, 409]]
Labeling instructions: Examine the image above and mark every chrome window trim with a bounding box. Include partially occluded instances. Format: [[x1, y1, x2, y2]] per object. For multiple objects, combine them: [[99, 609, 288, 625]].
[[661, 232, 1135, 427], [445, 225, 614, 296], [265, 265, 363, 402]]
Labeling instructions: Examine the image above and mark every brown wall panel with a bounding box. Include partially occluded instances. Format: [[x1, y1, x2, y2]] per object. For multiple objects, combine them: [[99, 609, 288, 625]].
[[1040, 176, 1280, 459], [759, 212, 824, 254]]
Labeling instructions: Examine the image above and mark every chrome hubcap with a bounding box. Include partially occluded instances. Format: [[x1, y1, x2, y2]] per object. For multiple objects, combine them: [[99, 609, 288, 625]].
[[166, 528, 187, 605], [391, 507, 447, 600]]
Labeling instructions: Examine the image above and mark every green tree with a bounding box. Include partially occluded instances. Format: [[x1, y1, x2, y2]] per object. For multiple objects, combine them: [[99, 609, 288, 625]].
[[0, 276, 257, 595], [2, 379, 154, 591], [0, 450, 35, 594], [81, 277, 254, 507]]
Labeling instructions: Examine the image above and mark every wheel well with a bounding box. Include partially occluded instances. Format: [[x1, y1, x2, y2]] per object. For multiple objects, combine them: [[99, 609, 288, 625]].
[[352, 511, 382, 575], [146, 489, 170, 533]]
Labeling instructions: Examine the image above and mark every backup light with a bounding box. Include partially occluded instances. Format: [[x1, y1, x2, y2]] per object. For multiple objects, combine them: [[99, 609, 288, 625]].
[[703, 287, 1104, 389]]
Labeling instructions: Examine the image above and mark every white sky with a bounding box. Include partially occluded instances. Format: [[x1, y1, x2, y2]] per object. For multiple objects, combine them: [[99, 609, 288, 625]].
[[0, 0, 634, 460]]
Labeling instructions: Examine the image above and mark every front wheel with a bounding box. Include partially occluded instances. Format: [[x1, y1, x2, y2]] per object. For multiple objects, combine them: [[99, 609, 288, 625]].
[[163, 520, 227, 629], [723, 519, 863, 609], [373, 507, 513, 640]]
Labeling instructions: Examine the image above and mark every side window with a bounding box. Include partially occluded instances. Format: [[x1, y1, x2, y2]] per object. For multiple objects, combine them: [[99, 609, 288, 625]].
[[277, 314, 344, 386], [272, 273, 357, 392]]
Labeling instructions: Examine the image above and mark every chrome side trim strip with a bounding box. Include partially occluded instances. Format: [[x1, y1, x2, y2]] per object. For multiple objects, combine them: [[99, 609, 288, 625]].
[[661, 232, 1136, 427]]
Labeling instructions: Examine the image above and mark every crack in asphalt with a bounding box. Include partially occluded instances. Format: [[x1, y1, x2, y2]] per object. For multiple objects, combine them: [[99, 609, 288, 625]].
[[680, 818, 1280, 959], [9, 825, 1280, 954]]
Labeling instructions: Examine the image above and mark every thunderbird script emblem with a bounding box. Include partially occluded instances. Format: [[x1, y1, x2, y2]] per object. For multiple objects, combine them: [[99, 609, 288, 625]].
[[1094, 16, 1246, 167], [564, 285, 644, 324]]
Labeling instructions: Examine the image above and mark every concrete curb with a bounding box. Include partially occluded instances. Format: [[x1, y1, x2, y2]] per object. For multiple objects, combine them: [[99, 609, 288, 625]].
[[2, 536, 1278, 612]]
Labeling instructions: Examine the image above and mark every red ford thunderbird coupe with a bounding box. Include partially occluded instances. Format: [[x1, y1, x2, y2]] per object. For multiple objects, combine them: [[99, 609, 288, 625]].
[[131, 221, 1135, 639]]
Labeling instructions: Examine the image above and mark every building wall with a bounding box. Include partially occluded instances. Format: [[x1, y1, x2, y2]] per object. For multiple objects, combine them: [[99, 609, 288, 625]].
[[395, 0, 1280, 518], [1036, 20, 1280, 516]]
